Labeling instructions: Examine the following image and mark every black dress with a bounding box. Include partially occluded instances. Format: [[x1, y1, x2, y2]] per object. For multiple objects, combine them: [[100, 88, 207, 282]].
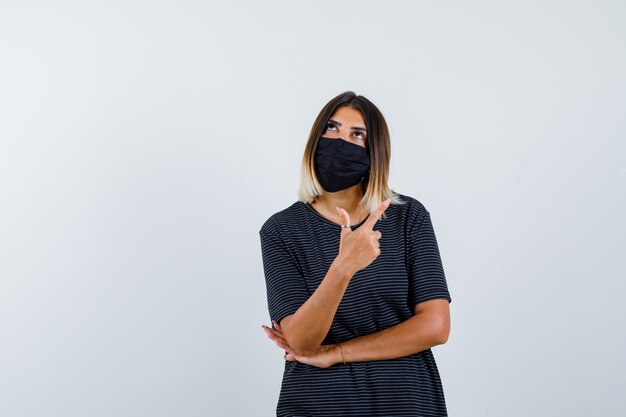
[[259, 192, 452, 417]]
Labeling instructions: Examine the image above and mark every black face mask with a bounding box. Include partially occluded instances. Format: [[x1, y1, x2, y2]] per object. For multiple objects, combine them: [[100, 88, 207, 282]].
[[314, 136, 370, 192]]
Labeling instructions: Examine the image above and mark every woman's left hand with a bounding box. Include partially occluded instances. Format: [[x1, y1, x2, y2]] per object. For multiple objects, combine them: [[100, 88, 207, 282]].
[[262, 320, 340, 369]]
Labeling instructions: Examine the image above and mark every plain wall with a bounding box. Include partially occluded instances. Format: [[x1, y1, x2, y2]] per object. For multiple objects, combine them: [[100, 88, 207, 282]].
[[1, 1, 624, 416]]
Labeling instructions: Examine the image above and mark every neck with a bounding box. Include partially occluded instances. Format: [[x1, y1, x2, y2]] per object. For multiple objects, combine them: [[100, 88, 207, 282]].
[[313, 184, 365, 215]]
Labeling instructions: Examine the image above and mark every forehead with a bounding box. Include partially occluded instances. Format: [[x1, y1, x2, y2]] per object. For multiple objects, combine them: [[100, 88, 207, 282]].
[[330, 106, 366, 127]]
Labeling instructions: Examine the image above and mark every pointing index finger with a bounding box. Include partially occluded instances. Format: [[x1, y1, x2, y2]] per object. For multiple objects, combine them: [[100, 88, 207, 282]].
[[362, 198, 391, 230]]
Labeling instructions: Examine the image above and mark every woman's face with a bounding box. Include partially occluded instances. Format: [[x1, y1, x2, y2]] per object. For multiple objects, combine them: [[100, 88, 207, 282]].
[[323, 106, 367, 148]]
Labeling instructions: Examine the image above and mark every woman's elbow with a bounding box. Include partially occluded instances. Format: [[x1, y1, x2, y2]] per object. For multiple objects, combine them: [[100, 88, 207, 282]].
[[288, 337, 319, 356], [280, 316, 320, 354], [437, 330, 449, 345], [436, 318, 450, 345]]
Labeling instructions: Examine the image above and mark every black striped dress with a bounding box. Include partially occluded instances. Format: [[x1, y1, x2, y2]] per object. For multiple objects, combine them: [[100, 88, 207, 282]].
[[259, 193, 452, 417]]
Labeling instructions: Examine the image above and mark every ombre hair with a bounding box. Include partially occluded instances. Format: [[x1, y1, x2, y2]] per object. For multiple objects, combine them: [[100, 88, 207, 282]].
[[297, 91, 407, 216]]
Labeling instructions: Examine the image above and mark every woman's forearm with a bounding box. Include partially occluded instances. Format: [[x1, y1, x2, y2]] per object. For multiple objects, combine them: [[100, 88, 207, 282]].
[[337, 311, 447, 363], [281, 257, 355, 355]]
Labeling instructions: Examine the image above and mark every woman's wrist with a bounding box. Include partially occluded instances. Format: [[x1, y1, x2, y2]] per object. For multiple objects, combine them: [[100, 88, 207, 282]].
[[331, 256, 356, 279], [334, 342, 347, 365]]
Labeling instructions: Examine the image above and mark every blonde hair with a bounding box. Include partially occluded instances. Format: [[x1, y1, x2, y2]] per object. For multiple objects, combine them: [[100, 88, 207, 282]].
[[297, 91, 407, 216]]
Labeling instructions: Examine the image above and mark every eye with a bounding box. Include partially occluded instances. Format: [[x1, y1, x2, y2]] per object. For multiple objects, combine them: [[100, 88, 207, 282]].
[[353, 131, 366, 140], [325, 122, 337, 132]]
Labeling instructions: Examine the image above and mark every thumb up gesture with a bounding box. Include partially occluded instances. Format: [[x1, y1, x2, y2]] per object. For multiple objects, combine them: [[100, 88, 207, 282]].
[[335, 199, 391, 274]]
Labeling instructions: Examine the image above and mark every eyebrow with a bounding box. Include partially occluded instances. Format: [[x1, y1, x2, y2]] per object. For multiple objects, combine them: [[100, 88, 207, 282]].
[[328, 119, 367, 132]]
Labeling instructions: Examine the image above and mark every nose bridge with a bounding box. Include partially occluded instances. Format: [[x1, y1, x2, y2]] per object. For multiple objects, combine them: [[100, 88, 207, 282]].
[[326, 131, 360, 147], [326, 133, 349, 143]]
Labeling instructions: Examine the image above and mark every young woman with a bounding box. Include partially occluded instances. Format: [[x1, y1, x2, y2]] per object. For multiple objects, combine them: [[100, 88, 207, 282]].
[[259, 91, 452, 417]]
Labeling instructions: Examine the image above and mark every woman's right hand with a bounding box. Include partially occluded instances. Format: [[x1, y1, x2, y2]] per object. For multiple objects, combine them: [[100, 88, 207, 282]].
[[335, 198, 391, 275]]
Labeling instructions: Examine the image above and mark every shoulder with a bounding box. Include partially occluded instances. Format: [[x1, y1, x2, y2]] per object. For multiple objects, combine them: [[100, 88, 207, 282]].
[[259, 200, 306, 239], [391, 191, 430, 225]]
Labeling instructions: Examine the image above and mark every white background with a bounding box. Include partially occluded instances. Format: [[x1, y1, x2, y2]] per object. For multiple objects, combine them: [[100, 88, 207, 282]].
[[1, 1, 625, 416]]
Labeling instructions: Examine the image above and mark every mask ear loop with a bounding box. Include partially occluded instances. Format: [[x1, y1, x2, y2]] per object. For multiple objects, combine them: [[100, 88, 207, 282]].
[[361, 169, 370, 182], [362, 140, 371, 184]]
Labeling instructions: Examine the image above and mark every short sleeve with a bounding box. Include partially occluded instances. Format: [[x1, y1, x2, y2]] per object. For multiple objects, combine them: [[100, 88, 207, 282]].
[[259, 226, 311, 325], [406, 209, 452, 310]]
